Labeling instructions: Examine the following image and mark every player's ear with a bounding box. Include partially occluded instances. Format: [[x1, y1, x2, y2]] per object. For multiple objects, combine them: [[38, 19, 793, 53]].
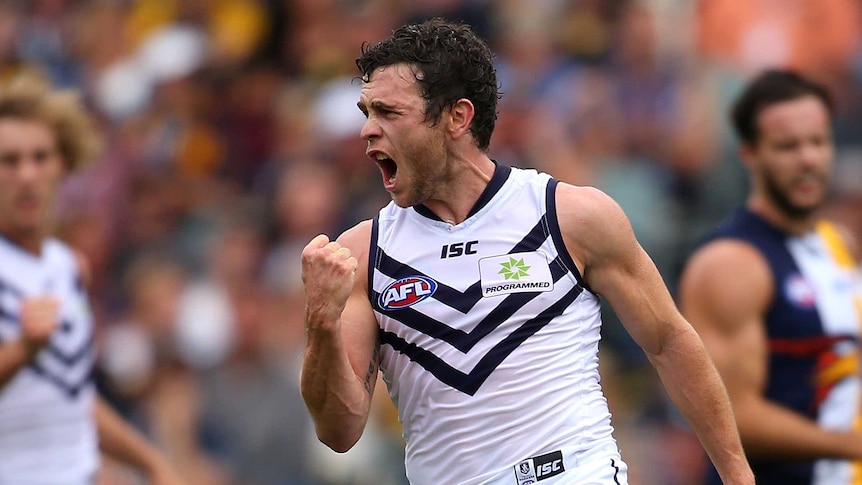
[[447, 98, 475, 140], [738, 142, 757, 171]]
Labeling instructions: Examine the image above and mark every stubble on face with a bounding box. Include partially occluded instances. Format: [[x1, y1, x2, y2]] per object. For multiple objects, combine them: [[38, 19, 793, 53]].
[[361, 64, 454, 209], [398, 132, 452, 208], [761, 164, 827, 220], [750, 96, 833, 223]]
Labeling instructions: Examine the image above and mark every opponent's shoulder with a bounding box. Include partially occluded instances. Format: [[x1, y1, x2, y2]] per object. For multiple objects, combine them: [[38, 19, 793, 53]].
[[680, 238, 773, 318]]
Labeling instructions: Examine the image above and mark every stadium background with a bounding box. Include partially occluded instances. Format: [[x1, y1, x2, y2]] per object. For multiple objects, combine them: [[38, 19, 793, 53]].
[[2, 0, 861, 484]]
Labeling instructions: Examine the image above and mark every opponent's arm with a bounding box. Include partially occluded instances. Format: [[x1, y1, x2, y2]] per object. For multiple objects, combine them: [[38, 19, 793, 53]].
[[557, 184, 754, 485], [680, 240, 862, 460], [0, 297, 58, 389], [300, 221, 381, 452]]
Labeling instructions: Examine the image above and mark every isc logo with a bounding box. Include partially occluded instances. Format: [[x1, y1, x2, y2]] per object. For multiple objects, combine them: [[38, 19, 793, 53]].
[[536, 459, 562, 477], [378, 276, 437, 310]]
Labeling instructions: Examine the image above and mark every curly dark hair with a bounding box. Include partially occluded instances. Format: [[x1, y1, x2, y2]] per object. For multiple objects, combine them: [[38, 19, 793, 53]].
[[356, 18, 500, 152], [731, 69, 834, 146]]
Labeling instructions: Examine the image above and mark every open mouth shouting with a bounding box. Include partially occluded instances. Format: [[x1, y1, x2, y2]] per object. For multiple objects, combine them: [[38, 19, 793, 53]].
[[371, 151, 398, 190]]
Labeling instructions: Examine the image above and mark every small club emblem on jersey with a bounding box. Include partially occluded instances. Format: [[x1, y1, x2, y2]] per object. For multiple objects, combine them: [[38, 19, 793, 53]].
[[513, 450, 565, 484], [784, 273, 816, 309], [499, 257, 531, 280], [378, 276, 437, 310]]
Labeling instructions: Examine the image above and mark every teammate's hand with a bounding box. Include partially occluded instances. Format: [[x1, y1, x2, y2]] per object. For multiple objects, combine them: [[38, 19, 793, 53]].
[[301, 234, 358, 323], [19, 296, 60, 355]]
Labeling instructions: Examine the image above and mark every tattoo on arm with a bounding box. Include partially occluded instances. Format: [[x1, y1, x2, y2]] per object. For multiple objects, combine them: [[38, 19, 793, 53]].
[[364, 340, 381, 395]]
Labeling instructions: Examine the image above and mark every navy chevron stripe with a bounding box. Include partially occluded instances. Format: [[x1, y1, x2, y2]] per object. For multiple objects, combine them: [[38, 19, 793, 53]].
[[380, 284, 583, 395], [376, 217, 550, 313], [0, 276, 24, 298], [374, 258, 569, 352], [28, 359, 93, 398], [0, 303, 93, 366], [0, 304, 15, 324], [43, 326, 94, 365]]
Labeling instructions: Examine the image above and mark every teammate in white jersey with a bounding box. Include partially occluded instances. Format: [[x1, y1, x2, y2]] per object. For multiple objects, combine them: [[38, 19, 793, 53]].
[[0, 74, 186, 484], [300, 18, 754, 484], [680, 70, 862, 484]]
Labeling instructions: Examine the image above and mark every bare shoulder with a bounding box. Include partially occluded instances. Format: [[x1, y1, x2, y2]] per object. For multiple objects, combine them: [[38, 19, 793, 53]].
[[555, 183, 628, 231], [554, 183, 637, 269], [682, 239, 772, 291], [335, 220, 374, 263], [680, 239, 773, 331]]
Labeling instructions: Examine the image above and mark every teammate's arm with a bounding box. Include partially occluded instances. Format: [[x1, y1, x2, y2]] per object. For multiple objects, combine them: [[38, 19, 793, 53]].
[[300, 220, 381, 452], [680, 240, 862, 460], [95, 397, 187, 484], [0, 296, 59, 389], [556, 184, 754, 485]]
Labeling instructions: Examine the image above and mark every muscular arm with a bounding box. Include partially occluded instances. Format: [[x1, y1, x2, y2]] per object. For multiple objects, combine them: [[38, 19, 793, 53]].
[[557, 185, 753, 485], [680, 240, 862, 461], [300, 221, 381, 452]]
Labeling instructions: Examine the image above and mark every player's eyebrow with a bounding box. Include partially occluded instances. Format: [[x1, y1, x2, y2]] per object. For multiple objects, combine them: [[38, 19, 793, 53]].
[[358, 100, 399, 113]]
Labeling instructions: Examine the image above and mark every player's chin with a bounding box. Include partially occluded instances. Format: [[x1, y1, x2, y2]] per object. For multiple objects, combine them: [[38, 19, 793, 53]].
[[794, 190, 827, 210], [389, 191, 419, 209]]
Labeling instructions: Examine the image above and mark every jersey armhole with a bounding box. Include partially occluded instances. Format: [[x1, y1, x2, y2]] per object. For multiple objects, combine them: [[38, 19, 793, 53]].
[[545, 179, 590, 291], [367, 215, 380, 307]]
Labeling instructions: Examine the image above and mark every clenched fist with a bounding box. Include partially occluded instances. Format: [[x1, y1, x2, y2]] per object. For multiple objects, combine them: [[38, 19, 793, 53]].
[[19, 296, 60, 355], [301, 234, 359, 324]]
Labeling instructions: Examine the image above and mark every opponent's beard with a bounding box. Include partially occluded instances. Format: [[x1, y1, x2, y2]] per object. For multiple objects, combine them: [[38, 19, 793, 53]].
[[762, 170, 825, 221]]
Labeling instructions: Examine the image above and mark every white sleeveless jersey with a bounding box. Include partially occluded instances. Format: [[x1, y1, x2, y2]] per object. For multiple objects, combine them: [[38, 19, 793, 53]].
[[370, 165, 627, 485], [0, 236, 98, 484]]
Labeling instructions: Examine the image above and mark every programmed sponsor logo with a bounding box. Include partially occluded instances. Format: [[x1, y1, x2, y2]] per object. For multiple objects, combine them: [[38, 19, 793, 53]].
[[479, 252, 554, 297], [378, 276, 437, 310]]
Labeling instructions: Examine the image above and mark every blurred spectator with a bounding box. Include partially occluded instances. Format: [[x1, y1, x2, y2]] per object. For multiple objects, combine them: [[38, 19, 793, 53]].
[[697, 0, 862, 77]]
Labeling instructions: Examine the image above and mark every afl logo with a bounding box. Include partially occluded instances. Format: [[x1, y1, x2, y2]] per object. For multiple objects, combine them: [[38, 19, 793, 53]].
[[784, 273, 816, 309], [379, 276, 437, 310]]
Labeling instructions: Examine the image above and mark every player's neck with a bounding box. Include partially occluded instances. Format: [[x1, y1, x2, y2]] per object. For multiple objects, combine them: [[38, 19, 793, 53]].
[[0, 224, 46, 256], [421, 155, 496, 225], [746, 197, 819, 236]]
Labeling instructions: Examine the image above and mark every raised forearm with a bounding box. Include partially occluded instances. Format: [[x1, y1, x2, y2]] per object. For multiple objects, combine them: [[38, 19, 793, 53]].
[[301, 314, 373, 453], [648, 325, 754, 484]]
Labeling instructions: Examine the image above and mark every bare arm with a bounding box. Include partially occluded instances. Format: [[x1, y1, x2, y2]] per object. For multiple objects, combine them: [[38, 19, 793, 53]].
[[680, 239, 862, 460], [95, 397, 186, 484], [300, 221, 381, 452], [557, 185, 754, 485]]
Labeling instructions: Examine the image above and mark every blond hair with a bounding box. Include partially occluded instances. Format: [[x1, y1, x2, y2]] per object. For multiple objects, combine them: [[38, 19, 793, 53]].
[[0, 72, 101, 171]]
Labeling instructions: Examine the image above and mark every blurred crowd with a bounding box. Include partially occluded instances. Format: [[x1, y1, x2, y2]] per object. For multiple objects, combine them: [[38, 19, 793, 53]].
[[1, 0, 861, 484]]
